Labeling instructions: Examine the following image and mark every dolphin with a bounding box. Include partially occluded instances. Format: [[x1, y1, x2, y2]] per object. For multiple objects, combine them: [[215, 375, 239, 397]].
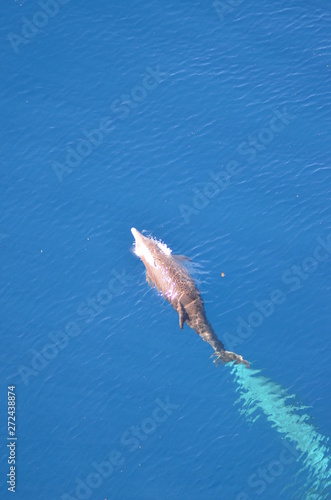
[[131, 228, 249, 368]]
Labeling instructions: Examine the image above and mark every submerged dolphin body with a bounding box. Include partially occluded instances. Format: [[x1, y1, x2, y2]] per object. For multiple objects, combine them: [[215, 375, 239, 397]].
[[131, 228, 249, 368]]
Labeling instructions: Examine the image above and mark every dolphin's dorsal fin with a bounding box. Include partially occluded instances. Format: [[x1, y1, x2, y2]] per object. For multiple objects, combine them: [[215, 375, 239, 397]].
[[173, 254, 192, 263]]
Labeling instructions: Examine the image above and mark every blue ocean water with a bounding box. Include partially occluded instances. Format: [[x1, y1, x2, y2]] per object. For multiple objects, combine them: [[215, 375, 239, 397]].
[[1, 0, 331, 499]]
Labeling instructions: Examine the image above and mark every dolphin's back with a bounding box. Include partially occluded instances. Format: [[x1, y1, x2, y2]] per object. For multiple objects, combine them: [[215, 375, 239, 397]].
[[151, 253, 197, 300]]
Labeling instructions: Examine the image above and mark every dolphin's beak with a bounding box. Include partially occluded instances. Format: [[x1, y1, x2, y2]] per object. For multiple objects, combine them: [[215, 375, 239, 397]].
[[131, 227, 146, 258], [131, 227, 140, 240], [131, 227, 146, 247]]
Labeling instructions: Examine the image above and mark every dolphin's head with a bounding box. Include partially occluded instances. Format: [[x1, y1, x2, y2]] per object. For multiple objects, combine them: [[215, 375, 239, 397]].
[[131, 228, 173, 269], [131, 227, 156, 267]]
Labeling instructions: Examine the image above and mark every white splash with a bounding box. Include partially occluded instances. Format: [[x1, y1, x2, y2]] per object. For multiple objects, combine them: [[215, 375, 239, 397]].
[[156, 240, 172, 256]]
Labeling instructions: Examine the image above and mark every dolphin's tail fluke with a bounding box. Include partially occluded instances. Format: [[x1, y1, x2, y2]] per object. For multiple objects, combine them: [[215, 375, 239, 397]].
[[212, 349, 250, 369]]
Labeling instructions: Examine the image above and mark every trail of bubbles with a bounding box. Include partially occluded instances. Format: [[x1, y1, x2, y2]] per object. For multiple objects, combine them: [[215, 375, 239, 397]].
[[230, 364, 331, 497]]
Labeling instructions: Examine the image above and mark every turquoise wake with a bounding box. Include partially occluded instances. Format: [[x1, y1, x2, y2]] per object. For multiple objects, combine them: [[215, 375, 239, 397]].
[[230, 363, 331, 498]]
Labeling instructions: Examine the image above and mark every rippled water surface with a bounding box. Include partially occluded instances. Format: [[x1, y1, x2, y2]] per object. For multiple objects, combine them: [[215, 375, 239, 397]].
[[1, 1, 331, 499]]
